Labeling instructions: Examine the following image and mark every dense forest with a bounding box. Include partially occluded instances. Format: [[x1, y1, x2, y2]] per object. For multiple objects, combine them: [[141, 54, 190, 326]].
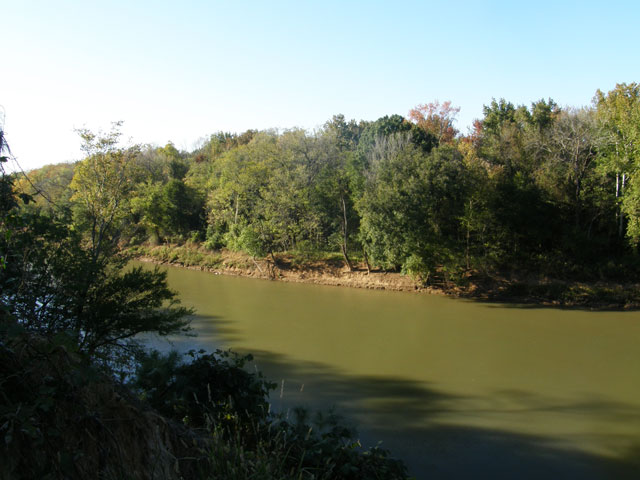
[[17, 83, 640, 288]]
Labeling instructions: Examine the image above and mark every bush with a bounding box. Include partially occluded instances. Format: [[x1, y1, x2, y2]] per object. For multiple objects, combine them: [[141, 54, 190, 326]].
[[132, 349, 275, 429], [205, 407, 409, 480], [131, 349, 410, 479], [204, 224, 226, 250]]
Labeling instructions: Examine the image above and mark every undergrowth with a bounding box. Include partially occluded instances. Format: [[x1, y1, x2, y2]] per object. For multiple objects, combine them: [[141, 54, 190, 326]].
[[131, 244, 223, 269], [131, 349, 410, 480], [0, 331, 410, 479]]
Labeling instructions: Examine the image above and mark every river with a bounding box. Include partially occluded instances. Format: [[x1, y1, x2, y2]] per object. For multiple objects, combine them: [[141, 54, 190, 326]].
[[139, 262, 640, 479]]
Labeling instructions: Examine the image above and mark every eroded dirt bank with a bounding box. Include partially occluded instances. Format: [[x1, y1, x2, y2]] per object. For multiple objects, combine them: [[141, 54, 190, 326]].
[[137, 250, 429, 293], [134, 246, 640, 310]]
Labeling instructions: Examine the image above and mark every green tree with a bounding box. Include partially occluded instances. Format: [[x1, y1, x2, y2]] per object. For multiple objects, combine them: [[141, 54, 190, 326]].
[[357, 134, 468, 283], [543, 108, 600, 228], [474, 99, 568, 267], [314, 117, 364, 269], [162, 178, 204, 236], [130, 180, 165, 241], [13, 162, 76, 214], [1, 128, 190, 368], [595, 83, 640, 244], [357, 114, 436, 162], [131, 178, 204, 242], [70, 122, 139, 262], [479, 98, 534, 176], [205, 132, 276, 249], [257, 129, 322, 253]]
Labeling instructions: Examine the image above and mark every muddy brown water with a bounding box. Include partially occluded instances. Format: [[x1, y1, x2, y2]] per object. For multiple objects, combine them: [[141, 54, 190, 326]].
[[137, 262, 640, 479]]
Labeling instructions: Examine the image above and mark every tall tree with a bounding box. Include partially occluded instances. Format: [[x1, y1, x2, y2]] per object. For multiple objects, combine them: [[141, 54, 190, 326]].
[[408, 100, 460, 145], [544, 108, 600, 228], [595, 83, 640, 243], [357, 134, 468, 283], [70, 122, 139, 262], [205, 132, 276, 249], [1, 123, 190, 368], [314, 117, 363, 269]]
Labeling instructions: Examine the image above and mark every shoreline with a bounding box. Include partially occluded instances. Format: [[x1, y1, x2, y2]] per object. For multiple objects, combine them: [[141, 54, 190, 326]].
[[135, 254, 433, 293], [131, 245, 640, 311]]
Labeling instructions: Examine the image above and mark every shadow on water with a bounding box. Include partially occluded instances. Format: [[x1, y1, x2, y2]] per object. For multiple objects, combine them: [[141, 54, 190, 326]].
[[463, 295, 640, 312], [136, 269, 640, 479], [142, 314, 235, 352], [226, 348, 640, 480], [481, 302, 635, 312]]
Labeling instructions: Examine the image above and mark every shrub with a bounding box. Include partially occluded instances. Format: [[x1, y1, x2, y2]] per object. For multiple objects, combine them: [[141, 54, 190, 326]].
[[132, 349, 275, 429], [131, 349, 410, 479]]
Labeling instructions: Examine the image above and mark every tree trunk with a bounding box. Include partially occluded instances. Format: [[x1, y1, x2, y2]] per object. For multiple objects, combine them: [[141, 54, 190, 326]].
[[465, 199, 472, 270], [618, 173, 626, 237], [234, 193, 239, 224], [362, 246, 371, 275], [251, 256, 265, 275], [340, 193, 353, 271]]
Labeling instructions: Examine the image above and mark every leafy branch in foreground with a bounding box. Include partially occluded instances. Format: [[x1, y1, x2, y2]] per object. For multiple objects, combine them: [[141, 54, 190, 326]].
[[1, 124, 192, 370]]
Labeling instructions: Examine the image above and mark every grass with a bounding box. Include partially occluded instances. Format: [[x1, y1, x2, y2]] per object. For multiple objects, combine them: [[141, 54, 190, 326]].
[[200, 403, 410, 480], [129, 244, 223, 269]]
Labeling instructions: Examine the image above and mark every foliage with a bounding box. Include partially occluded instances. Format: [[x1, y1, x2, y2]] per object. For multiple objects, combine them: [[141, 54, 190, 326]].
[[132, 177, 204, 242], [204, 407, 408, 480], [408, 100, 460, 144], [133, 349, 274, 429], [132, 349, 409, 480], [594, 83, 640, 245], [20, 88, 640, 289], [70, 122, 139, 262], [13, 162, 75, 214], [0, 115, 415, 480], [1, 125, 192, 371], [1, 209, 191, 367], [357, 139, 468, 282], [0, 330, 218, 480]]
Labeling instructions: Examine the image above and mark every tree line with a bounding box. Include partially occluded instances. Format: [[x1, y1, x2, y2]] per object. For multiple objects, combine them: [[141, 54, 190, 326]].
[[1, 112, 409, 479], [19, 83, 640, 284]]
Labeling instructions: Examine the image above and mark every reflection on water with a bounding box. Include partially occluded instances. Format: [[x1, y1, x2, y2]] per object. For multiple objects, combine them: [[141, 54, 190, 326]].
[[138, 262, 640, 479]]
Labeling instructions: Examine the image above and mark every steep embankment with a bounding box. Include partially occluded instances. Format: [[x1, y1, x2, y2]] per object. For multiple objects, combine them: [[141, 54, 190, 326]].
[[0, 333, 209, 480]]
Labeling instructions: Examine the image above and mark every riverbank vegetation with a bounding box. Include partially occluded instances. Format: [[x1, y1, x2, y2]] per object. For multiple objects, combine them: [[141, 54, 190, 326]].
[[17, 84, 640, 306], [0, 122, 409, 478]]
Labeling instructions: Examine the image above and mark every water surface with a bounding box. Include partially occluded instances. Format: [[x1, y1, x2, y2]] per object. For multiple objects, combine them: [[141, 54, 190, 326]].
[[140, 263, 640, 479]]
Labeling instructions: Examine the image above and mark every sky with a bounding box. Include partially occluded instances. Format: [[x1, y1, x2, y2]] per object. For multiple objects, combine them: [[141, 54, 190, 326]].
[[2, 0, 640, 171]]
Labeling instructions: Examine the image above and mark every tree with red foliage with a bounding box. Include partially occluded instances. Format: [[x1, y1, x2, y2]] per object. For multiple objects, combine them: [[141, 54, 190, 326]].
[[408, 100, 460, 145]]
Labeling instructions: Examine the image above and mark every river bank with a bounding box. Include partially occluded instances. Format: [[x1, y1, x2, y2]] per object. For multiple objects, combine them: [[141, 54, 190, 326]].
[[130, 244, 640, 310]]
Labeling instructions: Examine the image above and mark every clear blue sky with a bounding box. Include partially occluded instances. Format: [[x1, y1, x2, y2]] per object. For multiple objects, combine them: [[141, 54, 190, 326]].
[[2, 0, 639, 170]]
